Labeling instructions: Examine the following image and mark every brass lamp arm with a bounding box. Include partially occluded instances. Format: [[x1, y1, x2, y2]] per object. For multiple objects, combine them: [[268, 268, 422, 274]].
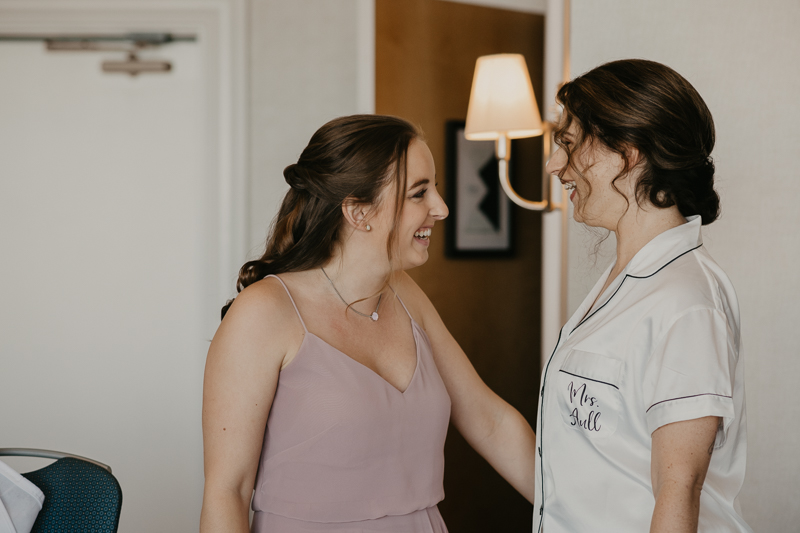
[[495, 122, 560, 212]]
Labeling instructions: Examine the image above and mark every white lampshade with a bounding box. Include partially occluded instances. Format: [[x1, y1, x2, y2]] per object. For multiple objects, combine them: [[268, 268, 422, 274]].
[[464, 54, 543, 140]]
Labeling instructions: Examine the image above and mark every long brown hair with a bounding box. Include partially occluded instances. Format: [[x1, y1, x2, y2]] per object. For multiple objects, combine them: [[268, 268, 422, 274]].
[[553, 59, 719, 225], [221, 114, 420, 320]]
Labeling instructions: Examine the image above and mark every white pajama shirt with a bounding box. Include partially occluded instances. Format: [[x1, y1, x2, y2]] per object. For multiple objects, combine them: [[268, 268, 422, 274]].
[[534, 216, 752, 532]]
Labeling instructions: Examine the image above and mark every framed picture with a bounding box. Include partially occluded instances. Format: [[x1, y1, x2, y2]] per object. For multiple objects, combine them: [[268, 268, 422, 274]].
[[444, 120, 514, 258]]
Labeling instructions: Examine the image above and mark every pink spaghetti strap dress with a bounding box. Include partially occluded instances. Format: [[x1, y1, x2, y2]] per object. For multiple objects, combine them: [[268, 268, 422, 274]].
[[250, 275, 452, 533]]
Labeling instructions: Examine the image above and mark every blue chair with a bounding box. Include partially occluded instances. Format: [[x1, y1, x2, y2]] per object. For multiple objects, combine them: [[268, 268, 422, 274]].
[[0, 448, 122, 533]]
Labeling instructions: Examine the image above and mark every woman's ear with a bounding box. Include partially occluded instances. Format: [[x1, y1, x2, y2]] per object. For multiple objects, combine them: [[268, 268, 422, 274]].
[[618, 146, 643, 193], [625, 146, 642, 169], [341, 198, 372, 231]]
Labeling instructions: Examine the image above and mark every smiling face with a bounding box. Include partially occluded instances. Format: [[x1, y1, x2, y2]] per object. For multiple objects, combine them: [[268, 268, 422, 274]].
[[369, 139, 448, 270], [546, 122, 634, 231]]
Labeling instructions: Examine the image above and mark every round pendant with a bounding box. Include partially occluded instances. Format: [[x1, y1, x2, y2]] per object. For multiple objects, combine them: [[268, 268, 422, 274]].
[[371, 312, 379, 321]]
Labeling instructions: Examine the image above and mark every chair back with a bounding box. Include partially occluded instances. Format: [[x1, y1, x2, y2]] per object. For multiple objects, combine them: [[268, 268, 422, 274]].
[[22, 457, 122, 533]]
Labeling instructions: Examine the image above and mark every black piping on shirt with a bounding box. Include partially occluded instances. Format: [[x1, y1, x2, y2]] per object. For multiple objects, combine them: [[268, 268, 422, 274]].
[[570, 244, 703, 335], [558, 369, 620, 390], [537, 243, 703, 532], [536, 326, 564, 533], [646, 392, 732, 413]]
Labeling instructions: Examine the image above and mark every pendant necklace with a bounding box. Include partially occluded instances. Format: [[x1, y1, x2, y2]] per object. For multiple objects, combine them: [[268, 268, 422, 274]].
[[321, 267, 382, 321]]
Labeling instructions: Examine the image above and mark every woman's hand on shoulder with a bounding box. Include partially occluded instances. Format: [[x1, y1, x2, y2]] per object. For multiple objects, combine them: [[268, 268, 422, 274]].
[[200, 277, 303, 532]]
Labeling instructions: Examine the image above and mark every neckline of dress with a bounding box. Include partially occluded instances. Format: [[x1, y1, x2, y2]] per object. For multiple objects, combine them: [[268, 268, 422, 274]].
[[289, 319, 424, 395]]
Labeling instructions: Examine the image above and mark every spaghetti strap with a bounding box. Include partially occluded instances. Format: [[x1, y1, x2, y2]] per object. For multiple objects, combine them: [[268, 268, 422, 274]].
[[391, 287, 414, 321], [265, 274, 308, 332]]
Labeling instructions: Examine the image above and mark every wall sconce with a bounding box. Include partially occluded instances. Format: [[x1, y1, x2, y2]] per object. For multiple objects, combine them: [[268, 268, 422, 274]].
[[465, 53, 560, 212]]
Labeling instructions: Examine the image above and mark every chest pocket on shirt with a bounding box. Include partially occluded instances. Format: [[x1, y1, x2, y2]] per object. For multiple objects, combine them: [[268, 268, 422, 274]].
[[557, 349, 623, 438]]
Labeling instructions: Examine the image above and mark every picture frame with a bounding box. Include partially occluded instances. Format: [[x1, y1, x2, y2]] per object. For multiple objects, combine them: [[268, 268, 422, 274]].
[[444, 120, 514, 258]]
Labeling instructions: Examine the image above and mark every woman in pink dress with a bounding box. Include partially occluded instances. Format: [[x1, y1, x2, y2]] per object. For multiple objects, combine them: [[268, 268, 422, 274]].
[[200, 115, 537, 532]]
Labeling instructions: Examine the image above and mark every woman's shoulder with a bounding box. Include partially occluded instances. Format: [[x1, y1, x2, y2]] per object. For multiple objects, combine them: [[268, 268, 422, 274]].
[[663, 246, 738, 312], [392, 271, 440, 330], [222, 275, 304, 340], [206, 275, 307, 379], [234, 274, 290, 310], [639, 247, 740, 333], [689, 246, 740, 327]]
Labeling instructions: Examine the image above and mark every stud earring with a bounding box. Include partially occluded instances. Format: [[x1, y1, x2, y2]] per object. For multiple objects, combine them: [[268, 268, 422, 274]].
[[365, 224, 371, 231]]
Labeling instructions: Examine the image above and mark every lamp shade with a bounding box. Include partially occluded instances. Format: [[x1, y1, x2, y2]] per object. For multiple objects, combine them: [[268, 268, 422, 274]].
[[464, 54, 543, 140]]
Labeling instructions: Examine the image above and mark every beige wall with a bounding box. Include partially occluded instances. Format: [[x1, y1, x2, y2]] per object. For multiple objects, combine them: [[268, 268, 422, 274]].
[[566, 1, 800, 530]]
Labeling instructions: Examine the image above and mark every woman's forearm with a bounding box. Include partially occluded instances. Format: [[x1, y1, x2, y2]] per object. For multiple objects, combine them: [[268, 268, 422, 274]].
[[650, 481, 702, 533], [468, 403, 537, 504], [200, 487, 251, 533]]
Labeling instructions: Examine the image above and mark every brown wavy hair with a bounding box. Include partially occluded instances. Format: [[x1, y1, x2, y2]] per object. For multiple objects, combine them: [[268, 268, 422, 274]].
[[221, 114, 421, 320], [553, 59, 719, 225]]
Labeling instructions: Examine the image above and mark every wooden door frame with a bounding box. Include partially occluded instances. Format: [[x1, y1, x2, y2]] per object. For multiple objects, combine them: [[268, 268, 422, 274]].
[[0, 0, 248, 307]]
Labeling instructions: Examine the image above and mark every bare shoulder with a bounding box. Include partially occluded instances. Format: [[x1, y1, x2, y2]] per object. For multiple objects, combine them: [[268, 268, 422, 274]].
[[203, 277, 301, 499], [226, 277, 295, 328], [392, 271, 440, 331], [210, 276, 303, 369]]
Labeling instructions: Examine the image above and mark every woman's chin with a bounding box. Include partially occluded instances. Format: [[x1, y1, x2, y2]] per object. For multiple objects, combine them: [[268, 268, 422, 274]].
[[572, 207, 598, 227], [400, 251, 429, 271]]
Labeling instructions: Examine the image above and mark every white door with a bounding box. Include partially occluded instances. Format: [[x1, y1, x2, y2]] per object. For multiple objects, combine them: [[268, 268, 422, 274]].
[[0, 4, 245, 530]]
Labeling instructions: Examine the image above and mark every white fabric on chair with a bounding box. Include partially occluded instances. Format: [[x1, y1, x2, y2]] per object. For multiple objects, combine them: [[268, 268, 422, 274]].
[[0, 460, 44, 533]]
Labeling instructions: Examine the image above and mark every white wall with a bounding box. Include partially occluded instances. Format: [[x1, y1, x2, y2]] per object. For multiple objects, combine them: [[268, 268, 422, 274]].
[[0, 1, 365, 531], [0, 37, 211, 533], [247, 0, 367, 255], [567, 1, 800, 531], [0, 4, 252, 532]]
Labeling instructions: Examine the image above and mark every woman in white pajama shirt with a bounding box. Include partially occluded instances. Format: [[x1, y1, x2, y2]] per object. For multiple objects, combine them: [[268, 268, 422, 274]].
[[534, 60, 752, 532]]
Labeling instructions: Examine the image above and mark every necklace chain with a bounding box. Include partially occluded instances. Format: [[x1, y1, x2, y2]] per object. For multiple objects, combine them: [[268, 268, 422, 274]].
[[321, 267, 382, 321]]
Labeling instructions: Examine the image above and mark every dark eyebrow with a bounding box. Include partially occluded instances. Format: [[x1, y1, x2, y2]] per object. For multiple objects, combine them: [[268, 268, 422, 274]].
[[408, 178, 430, 190]]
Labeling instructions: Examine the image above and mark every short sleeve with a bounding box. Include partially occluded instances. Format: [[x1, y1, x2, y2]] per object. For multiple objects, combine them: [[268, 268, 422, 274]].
[[642, 307, 736, 446]]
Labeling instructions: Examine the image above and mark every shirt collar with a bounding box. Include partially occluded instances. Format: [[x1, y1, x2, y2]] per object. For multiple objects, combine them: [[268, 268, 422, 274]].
[[623, 215, 703, 278], [563, 216, 704, 337]]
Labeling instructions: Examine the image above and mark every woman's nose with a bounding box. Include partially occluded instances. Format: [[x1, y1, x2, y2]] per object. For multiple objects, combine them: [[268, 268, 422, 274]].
[[431, 190, 449, 220], [546, 146, 566, 176]]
